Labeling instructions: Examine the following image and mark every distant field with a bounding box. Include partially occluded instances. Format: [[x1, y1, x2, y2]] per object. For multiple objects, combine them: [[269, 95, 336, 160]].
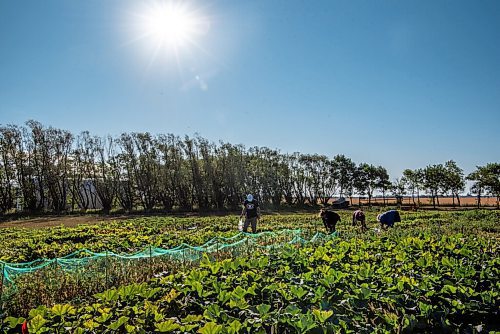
[[349, 196, 498, 207]]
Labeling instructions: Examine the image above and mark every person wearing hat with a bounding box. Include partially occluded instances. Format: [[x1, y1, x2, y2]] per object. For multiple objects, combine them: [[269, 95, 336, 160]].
[[319, 208, 341, 234], [352, 209, 367, 232], [377, 210, 401, 229], [240, 194, 261, 233]]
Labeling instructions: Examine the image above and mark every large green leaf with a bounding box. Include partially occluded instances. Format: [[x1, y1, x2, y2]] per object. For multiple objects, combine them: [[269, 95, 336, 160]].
[[108, 316, 130, 330], [27, 315, 48, 334], [155, 319, 180, 332], [198, 322, 223, 334], [4, 316, 25, 329], [312, 309, 333, 323]]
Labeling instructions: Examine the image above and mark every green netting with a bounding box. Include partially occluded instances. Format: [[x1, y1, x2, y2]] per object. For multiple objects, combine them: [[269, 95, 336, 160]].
[[0, 229, 337, 287]]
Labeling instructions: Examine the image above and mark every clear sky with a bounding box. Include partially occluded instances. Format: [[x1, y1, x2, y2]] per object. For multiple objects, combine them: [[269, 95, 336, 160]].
[[1, 0, 499, 180]]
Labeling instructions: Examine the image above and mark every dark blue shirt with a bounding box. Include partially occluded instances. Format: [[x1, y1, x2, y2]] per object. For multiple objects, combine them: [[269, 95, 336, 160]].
[[243, 200, 259, 218], [379, 210, 401, 226]]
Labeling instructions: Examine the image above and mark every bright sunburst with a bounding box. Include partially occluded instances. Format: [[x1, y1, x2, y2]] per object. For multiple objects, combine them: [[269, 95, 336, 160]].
[[134, 1, 209, 55]]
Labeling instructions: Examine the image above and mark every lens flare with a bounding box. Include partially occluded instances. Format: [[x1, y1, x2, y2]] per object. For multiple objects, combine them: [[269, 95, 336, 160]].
[[135, 1, 209, 53]]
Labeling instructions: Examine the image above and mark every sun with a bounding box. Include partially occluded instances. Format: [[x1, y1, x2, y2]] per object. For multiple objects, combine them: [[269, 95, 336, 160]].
[[137, 2, 208, 52]]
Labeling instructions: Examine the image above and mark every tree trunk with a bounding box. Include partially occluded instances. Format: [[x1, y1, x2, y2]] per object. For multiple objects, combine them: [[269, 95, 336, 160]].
[[456, 194, 461, 207]]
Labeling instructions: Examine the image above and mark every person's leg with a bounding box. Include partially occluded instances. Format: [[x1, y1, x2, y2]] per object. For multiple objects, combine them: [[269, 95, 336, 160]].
[[250, 217, 257, 233], [243, 218, 251, 232], [354, 219, 359, 231]]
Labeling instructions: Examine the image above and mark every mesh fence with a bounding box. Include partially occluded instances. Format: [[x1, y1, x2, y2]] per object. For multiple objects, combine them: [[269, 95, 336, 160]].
[[0, 229, 337, 315]]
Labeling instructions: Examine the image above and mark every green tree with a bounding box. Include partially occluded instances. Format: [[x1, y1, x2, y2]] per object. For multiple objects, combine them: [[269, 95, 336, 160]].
[[333, 155, 355, 199], [391, 178, 407, 207], [468, 163, 500, 209], [443, 160, 465, 207], [0, 125, 18, 213], [423, 164, 446, 208], [403, 169, 422, 206], [355, 163, 379, 207], [376, 166, 391, 206], [483, 163, 500, 209]]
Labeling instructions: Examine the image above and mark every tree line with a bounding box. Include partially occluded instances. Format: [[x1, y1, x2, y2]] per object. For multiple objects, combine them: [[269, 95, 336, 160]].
[[0, 121, 498, 214]]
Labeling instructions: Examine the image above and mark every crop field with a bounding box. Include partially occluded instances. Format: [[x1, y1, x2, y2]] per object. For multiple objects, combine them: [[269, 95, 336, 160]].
[[0, 210, 499, 333]]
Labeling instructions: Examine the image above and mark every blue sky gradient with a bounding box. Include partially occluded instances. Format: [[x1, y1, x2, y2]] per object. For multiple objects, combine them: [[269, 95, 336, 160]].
[[1, 0, 499, 179]]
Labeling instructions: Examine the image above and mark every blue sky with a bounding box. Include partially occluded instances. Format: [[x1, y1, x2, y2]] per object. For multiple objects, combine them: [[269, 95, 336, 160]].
[[1, 0, 499, 180]]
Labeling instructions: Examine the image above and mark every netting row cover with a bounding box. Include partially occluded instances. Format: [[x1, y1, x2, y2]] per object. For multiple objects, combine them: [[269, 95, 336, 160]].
[[0, 229, 337, 284]]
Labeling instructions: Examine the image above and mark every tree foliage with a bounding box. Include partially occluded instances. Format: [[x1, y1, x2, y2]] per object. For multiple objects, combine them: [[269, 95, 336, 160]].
[[0, 121, 496, 213]]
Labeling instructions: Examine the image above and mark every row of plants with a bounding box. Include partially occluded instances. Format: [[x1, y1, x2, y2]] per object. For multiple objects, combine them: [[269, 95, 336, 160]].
[[0, 229, 323, 317], [1, 210, 498, 264], [3, 224, 499, 333], [0, 214, 318, 263]]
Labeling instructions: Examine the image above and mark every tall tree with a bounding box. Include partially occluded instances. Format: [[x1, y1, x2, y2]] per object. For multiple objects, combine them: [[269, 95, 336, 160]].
[[468, 163, 500, 209], [132, 132, 160, 212], [483, 163, 500, 209], [44, 126, 73, 212], [355, 163, 379, 207], [0, 126, 18, 213], [70, 132, 94, 210], [391, 178, 407, 207], [290, 153, 307, 206], [423, 164, 447, 208], [333, 155, 355, 200], [276, 153, 295, 206], [443, 160, 465, 207], [184, 136, 208, 210], [376, 166, 391, 205], [402, 169, 424, 206], [93, 135, 117, 213], [115, 133, 137, 212]]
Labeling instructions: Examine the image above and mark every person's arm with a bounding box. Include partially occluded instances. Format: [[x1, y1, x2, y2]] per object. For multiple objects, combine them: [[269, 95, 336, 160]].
[[240, 205, 246, 218], [257, 206, 261, 219], [352, 212, 356, 225]]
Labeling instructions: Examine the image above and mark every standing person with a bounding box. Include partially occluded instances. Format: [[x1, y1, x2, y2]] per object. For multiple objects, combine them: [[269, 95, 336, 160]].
[[352, 209, 367, 232], [319, 208, 341, 234], [377, 210, 401, 229], [240, 194, 260, 233]]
